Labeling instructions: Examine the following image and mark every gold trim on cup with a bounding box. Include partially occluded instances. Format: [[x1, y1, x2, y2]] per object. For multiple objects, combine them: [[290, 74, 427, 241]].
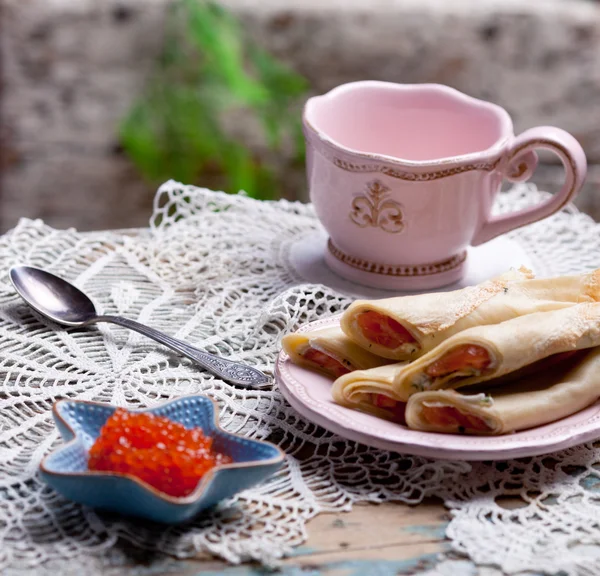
[[327, 239, 467, 277], [333, 157, 502, 181]]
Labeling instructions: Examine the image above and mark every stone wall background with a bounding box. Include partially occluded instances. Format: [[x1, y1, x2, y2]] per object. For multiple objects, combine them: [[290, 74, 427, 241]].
[[1, 0, 600, 232]]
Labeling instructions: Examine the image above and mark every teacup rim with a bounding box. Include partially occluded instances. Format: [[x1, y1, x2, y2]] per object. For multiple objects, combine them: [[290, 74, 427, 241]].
[[303, 81, 514, 168]]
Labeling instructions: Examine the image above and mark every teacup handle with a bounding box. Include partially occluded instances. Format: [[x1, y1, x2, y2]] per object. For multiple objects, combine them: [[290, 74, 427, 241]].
[[472, 127, 587, 246]]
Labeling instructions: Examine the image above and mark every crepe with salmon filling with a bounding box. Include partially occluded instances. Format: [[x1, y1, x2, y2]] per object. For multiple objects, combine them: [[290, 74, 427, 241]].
[[330, 363, 408, 424], [281, 326, 391, 379], [391, 302, 600, 399], [405, 349, 599, 435], [340, 268, 600, 361]]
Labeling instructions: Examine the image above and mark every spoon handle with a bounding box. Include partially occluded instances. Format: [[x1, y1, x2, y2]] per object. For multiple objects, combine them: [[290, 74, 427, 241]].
[[98, 315, 271, 388]]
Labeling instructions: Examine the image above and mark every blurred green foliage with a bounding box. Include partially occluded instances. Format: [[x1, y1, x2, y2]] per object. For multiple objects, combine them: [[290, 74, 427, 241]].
[[119, 0, 308, 200]]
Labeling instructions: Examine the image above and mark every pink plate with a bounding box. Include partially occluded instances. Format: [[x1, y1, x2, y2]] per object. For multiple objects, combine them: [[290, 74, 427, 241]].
[[275, 316, 600, 461]]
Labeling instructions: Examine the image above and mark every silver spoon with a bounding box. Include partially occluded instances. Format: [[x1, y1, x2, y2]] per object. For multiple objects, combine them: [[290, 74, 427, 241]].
[[9, 266, 270, 388]]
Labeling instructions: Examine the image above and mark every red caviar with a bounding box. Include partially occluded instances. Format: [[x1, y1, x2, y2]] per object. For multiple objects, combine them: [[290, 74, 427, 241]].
[[88, 408, 232, 497]]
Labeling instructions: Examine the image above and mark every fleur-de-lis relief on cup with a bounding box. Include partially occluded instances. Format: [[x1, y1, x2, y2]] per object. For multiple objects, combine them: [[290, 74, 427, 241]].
[[303, 81, 587, 290], [350, 180, 405, 234]]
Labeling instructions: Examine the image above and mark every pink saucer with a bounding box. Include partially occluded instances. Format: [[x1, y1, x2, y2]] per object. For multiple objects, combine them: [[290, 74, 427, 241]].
[[275, 316, 600, 461]]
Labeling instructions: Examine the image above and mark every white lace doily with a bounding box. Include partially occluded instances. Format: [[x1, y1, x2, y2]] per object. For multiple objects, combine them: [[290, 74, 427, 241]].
[[2, 181, 600, 575]]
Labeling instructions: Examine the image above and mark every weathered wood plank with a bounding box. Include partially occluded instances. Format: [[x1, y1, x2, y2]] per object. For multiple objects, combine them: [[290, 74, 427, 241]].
[[280, 541, 448, 575], [105, 499, 451, 575], [105, 542, 448, 576], [289, 499, 449, 558]]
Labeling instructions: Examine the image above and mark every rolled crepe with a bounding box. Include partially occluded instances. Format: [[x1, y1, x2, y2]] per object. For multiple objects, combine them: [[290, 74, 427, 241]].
[[340, 267, 600, 361], [281, 326, 390, 379], [330, 363, 408, 423], [334, 302, 600, 402], [392, 302, 600, 399], [406, 349, 599, 435]]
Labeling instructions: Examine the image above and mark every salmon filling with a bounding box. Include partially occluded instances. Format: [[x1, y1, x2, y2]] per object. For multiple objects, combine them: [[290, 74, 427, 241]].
[[357, 311, 417, 350], [371, 393, 407, 425], [302, 347, 351, 378], [421, 405, 491, 432], [426, 345, 491, 378]]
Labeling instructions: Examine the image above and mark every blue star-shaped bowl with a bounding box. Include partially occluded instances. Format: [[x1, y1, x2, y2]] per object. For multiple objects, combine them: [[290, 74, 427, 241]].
[[40, 396, 285, 524]]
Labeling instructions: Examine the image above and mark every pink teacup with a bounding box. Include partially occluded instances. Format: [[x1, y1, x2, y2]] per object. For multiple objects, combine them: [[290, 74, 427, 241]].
[[303, 81, 587, 290]]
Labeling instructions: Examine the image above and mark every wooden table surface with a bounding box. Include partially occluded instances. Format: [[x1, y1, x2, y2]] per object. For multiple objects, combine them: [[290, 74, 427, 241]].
[[106, 499, 461, 576]]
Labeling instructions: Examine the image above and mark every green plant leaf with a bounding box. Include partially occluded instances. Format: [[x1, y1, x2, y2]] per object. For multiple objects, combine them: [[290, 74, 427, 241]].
[[249, 44, 308, 99], [119, 0, 309, 201], [184, 0, 268, 105]]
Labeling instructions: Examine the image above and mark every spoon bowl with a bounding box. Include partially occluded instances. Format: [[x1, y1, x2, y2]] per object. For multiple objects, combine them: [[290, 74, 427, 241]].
[[10, 266, 98, 326], [9, 266, 270, 388]]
